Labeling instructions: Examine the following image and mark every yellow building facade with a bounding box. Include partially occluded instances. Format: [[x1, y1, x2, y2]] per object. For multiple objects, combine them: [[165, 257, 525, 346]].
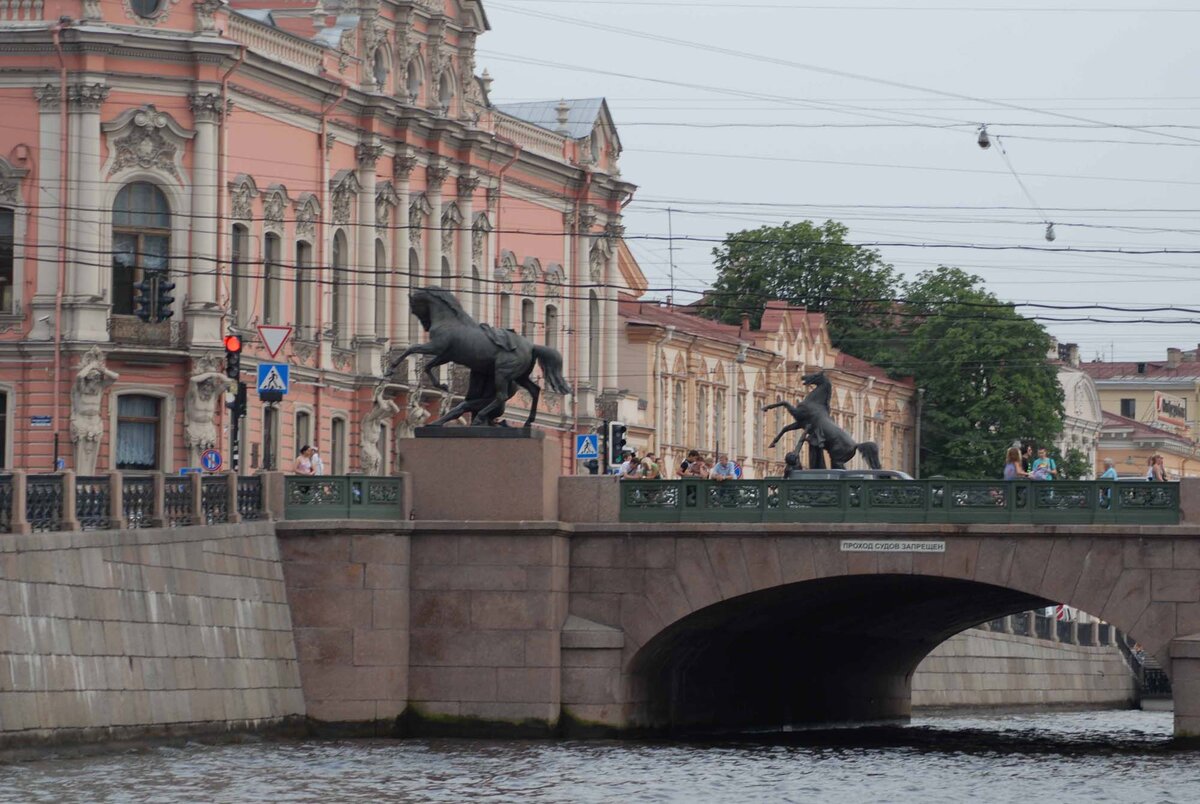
[[613, 299, 916, 478]]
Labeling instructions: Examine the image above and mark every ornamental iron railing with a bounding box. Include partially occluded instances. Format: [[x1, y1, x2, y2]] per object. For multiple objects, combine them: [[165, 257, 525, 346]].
[[619, 479, 1180, 525], [0, 474, 12, 533], [162, 477, 194, 528], [26, 474, 63, 532], [237, 475, 265, 521], [283, 475, 404, 520], [201, 476, 229, 524], [123, 475, 157, 529], [74, 475, 112, 531]]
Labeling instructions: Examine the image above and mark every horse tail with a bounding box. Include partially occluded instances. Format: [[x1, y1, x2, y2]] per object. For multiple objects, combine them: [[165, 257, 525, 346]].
[[533, 345, 573, 395], [857, 441, 882, 470]]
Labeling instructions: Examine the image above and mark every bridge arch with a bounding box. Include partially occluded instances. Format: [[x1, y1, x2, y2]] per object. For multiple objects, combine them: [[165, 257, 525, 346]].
[[565, 528, 1195, 733]]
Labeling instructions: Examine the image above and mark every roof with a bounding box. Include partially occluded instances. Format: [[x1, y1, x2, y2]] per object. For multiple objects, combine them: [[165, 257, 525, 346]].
[[493, 98, 608, 140], [835, 351, 911, 386], [1101, 411, 1196, 447], [619, 298, 751, 348], [1081, 360, 1200, 381]]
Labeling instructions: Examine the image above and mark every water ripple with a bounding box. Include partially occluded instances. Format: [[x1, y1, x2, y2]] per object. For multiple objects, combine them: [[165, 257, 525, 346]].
[[2, 711, 1198, 804]]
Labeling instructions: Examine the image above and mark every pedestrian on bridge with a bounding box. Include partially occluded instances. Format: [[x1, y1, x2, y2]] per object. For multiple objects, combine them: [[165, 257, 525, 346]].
[[1004, 447, 1030, 480]]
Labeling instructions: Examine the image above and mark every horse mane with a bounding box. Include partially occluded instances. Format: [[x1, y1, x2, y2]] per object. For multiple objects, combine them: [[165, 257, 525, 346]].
[[801, 372, 832, 411], [418, 286, 477, 326]]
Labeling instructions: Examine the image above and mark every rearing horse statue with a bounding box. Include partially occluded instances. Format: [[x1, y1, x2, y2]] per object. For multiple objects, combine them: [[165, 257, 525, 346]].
[[385, 287, 572, 427], [762, 371, 882, 470]]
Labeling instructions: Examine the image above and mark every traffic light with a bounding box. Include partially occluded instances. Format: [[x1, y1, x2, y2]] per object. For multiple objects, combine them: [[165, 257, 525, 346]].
[[225, 380, 247, 420], [133, 277, 153, 322], [606, 421, 627, 466], [155, 274, 175, 322], [224, 334, 242, 380]]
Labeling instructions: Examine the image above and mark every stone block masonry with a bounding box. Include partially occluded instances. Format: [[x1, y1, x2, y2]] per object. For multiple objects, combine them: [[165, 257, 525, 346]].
[[274, 522, 411, 733], [0, 523, 305, 749], [912, 629, 1136, 710]]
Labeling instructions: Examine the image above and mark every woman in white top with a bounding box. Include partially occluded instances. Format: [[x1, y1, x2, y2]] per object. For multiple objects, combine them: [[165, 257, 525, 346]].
[[293, 445, 315, 475]]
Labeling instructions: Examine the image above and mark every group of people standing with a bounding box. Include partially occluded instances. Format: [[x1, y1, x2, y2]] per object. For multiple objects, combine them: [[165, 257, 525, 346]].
[[1003, 445, 1059, 481], [616, 449, 742, 481], [1003, 444, 1170, 481]]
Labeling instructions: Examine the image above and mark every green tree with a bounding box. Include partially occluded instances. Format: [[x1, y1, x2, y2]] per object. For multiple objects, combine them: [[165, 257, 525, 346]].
[[897, 267, 1064, 479], [704, 220, 898, 354], [1057, 447, 1092, 480]]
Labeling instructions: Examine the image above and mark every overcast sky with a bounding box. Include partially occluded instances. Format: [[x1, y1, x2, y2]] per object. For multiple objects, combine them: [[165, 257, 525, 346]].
[[479, 0, 1200, 363]]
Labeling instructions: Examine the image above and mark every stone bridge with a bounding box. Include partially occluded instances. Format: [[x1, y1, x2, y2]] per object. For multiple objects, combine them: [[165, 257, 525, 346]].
[[274, 438, 1200, 738]]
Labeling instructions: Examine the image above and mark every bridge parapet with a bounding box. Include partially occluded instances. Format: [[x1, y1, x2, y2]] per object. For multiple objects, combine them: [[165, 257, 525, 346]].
[[576, 478, 1188, 526]]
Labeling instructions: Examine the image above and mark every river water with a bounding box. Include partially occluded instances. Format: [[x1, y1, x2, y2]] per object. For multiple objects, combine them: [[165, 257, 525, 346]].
[[2, 710, 1198, 803]]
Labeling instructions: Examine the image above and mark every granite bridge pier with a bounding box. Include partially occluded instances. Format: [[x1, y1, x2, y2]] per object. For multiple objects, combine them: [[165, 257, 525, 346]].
[[2, 435, 1200, 746]]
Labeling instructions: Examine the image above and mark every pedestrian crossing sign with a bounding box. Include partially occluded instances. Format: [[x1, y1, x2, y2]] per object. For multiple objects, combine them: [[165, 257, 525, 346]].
[[575, 433, 600, 460], [257, 363, 290, 394]]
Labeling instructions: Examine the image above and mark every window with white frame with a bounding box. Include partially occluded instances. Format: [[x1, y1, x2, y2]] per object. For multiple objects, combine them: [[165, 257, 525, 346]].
[[116, 394, 161, 470]]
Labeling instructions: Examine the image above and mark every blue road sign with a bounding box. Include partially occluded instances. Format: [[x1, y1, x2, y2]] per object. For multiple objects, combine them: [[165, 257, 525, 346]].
[[575, 433, 600, 460], [179, 467, 203, 475], [257, 362, 290, 394], [200, 448, 222, 472]]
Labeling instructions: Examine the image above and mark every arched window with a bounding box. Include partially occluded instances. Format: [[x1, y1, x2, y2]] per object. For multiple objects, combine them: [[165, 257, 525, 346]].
[[521, 299, 534, 338], [0, 208, 13, 314], [588, 291, 600, 390], [438, 74, 453, 114], [229, 223, 249, 326], [697, 386, 709, 448], [406, 60, 421, 103], [498, 292, 510, 330], [331, 229, 348, 345], [112, 182, 170, 317], [375, 239, 387, 337], [130, 0, 162, 19], [672, 380, 686, 446], [544, 304, 558, 351], [373, 50, 388, 89], [263, 232, 280, 324], [295, 240, 313, 339], [295, 410, 312, 453], [116, 394, 161, 470], [330, 416, 347, 474]]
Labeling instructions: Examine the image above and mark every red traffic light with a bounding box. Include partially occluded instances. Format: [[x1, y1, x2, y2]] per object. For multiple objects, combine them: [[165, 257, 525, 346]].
[[223, 334, 242, 352]]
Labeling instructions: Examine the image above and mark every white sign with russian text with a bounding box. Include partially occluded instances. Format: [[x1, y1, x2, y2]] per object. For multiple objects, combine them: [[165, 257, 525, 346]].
[[840, 540, 946, 553]]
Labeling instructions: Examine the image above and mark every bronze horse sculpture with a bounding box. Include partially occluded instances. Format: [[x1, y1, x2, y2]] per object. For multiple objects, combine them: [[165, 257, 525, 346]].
[[386, 287, 572, 427], [762, 371, 882, 470]]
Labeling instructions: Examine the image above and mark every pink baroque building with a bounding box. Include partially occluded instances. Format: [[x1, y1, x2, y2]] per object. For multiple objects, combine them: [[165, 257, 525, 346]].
[[0, 0, 635, 474]]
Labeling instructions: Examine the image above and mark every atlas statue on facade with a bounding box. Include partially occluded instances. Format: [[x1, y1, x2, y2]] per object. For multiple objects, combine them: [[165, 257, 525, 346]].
[[385, 287, 572, 427], [763, 371, 882, 470]]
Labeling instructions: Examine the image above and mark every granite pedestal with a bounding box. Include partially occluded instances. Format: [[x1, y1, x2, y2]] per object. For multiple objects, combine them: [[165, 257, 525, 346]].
[[398, 428, 561, 521]]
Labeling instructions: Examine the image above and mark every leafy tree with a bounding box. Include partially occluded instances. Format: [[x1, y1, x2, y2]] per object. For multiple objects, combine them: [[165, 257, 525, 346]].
[[897, 268, 1064, 479], [703, 220, 898, 353], [1057, 447, 1092, 480]]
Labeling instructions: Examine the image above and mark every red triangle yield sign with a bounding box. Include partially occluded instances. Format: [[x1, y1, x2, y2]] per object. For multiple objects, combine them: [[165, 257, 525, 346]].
[[257, 325, 292, 359]]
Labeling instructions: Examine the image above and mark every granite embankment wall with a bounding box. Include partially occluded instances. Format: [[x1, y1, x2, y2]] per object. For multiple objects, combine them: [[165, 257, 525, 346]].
[[0, 523, 305, 748], [913, 628, 1136, 710]]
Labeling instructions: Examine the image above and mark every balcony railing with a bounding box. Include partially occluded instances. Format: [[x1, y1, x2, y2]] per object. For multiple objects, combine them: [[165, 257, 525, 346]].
[[618, 479, 1180, 525], [108, 317, 183, 349]]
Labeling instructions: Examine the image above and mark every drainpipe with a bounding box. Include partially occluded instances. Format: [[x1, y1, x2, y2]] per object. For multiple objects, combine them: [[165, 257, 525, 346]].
[[50, 18, 70, 472], [215, 46, 245, 450], [491, 135, 521, 278], [314, 82, 349, 439], [570, 169, 592, 454]]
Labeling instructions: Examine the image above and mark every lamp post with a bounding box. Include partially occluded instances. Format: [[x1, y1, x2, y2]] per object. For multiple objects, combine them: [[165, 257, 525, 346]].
[[915, 387, 925, 479]]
